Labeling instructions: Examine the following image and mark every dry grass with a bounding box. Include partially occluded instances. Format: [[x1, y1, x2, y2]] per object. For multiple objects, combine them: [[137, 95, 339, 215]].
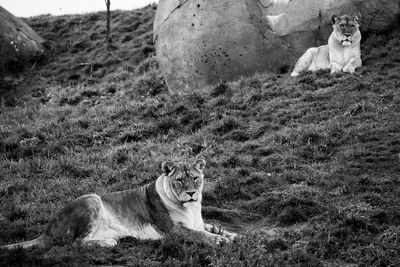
[[1, 4, 400, 266]]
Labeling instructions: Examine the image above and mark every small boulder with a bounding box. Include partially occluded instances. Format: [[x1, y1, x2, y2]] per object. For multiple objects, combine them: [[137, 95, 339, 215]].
[[0, 5, 45, 71], [154, 0, 400, 94]]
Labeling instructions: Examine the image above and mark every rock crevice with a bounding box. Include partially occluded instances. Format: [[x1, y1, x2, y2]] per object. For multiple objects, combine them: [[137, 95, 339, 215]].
[[162, 0, 190, 24]]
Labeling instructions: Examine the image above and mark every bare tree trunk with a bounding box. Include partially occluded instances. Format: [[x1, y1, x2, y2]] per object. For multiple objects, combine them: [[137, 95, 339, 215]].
[[105, 0, 111, 43]]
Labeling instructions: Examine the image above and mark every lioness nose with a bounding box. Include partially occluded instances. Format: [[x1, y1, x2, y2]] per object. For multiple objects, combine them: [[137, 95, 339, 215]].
[[186, 191, 196, 197], [344, 33, 351, 37]]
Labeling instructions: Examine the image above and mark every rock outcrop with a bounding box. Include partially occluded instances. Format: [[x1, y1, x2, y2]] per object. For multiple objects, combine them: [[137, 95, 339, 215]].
[[0, 5, 45, 71], [154, 0, 400, 94]]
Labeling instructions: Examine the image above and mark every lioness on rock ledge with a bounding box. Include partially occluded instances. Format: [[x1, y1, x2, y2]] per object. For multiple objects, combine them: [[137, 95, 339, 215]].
[[291, 14, 362, 76], [1, 158, 237, 249]]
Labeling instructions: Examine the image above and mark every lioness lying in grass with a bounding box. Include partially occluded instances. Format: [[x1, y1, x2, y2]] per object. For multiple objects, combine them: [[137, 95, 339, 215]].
[[291, 14, 362, 76], [2, 158, 237, 249]]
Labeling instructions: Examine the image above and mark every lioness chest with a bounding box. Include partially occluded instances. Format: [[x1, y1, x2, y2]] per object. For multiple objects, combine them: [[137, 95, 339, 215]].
[[166, 203, 204, 230], [329, 44, 359, 66]]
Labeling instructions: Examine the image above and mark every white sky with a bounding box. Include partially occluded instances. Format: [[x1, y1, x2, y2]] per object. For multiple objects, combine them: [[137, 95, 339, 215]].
[[0, 0, 158, 17]]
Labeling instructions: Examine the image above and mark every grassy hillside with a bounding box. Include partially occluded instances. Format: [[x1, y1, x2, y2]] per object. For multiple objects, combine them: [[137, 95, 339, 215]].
[[1, 4, 400, 266]]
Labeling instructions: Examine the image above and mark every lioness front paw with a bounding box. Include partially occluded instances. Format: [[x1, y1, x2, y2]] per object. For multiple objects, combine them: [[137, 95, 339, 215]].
[[343, 65, 356, 73], [97, 239, 118, 247], [330, 65, 342, 74], [224, 232, 238, 242], [81, 238, 118, 247], [213, 234, 230, 245]]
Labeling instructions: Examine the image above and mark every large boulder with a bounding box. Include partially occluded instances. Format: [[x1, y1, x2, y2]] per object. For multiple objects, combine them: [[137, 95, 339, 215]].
[[0, 5, 45, 71], [154, 0, 400, 94]]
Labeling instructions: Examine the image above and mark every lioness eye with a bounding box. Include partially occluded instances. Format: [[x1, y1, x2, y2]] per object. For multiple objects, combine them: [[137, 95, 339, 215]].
[[176, 178, 183, 183], [193, 177, 199, 181]]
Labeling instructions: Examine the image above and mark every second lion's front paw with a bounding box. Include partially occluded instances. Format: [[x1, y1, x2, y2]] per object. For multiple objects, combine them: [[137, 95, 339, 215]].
[[330, 65, 342, 74], [99, 238, 118, 247], [213, 234, 230, 245], [224, 232, 238, 242], [343, 65, 356, 73]]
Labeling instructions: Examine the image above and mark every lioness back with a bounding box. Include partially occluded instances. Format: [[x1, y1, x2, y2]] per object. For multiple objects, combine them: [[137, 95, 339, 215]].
[[291, 14, 362, 76]]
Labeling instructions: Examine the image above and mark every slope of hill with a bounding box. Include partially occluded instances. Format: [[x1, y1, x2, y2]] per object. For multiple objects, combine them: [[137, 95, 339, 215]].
[[1, 4, 400, 266]]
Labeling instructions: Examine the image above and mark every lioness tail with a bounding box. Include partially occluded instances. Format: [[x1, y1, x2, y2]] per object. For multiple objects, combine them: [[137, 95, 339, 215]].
[[1, 234, 46, 250]]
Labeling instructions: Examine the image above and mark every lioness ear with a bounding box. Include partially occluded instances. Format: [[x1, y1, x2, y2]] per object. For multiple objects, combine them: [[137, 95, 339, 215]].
[[353, 13, 361, 24], [162, 161, 175, 175], [331, 15, 338, 25], [194, 158, 206, 171]]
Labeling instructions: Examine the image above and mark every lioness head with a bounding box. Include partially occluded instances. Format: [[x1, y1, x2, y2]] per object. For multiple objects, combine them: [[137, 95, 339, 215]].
[[332, 14, 361, 46], [161, 158, 206, 205]]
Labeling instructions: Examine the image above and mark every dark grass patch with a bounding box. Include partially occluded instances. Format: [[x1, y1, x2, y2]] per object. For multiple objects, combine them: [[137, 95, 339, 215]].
[[287, 249, 324, 266], [212, 234, 323, 266], [224, 130, 251, 142], [246, 93, 263, 105], [273, 198, 325, 226], [0, 140, 21, 161], [80, 89, 99, 98], [156, 118, 182, 134], [277, 170, 308, 184], [154, 235, 214, 266], [135, 56, 158, 74], [213, 175, 253, 201], [212, 117, 242, 136], [0, 223, 31, 244], [0, 79, 19, 107], [241, 194, 325, 225], [251, 123, 280, 139], [188, 117, 208, 133], [119, 128, 155, 143], [178, 110, 208, 133], [306, 215, 384, 263], [118, 118, 182, 143], [59, 162, 92, 179], [112, 149, 129, 164], [263, 238, 290, 253], [186, 92, 206, 108], [202, 207, 235, 223], [0, 247, 57, 267], [294, 126, 345, 162], [4, 207, 28, 222], [59, 95, 81, 106], [240, 194, 281, 215], [370, 209, 400, 226], [2, 184, 30, 197], [132, 70, 167, 97]]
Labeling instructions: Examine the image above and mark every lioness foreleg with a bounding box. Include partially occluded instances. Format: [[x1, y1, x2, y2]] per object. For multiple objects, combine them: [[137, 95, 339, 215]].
[[171, 223, 229, 245], [80, 238, 118, 247], [343, 57, 361, 73], [330, 62, 343, 74], [204, 223, 237, 241]]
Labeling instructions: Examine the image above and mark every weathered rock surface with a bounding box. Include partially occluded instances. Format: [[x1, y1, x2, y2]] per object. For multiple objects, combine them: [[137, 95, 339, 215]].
[[0, 5, 45, 70], [154, 0, 400, 94]]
